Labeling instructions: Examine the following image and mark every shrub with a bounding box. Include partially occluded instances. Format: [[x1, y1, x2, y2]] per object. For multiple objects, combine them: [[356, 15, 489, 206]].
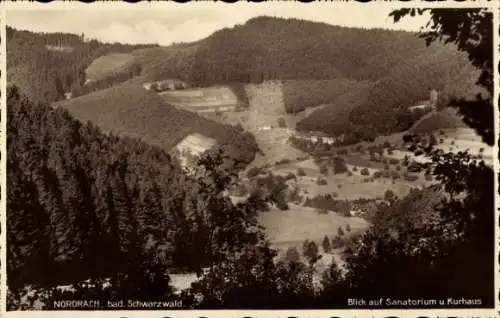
[[384, 163, 390, 170], [285, 246, 301, 263], [391, 171, 400, 179], [337, 226, 345, 236], [403, 173, 419, 182], [389, 158, 399, 165], [360, 168, 370, 176], [346, 224, 352, 232], [277, 117, 287, 128], [384, 190, 395, 201], [337, 148, 348, 155], [451, 140, 455, 145], [285, 172, 296, 181], [396, 165, 401, 171], [331, 235, 343, 249], [352, 166, 358, 172], [297, 168, 306, 176], [247, 167, 261, 178], [333, 156, 348, 174], [479, 147, 485, 153], [322, 235, 331, 253], [276, 158, 291, 165], [407, 162, 422, 173], [317, 178, 328, 186], [347, 171, 353, 176], [320, 164, 329, 175]]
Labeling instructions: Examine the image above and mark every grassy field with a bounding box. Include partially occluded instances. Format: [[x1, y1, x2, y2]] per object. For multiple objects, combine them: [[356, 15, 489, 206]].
[[438, 128, 493, 164], [158, 86, 241, 109], [258, 204, 369, 255]]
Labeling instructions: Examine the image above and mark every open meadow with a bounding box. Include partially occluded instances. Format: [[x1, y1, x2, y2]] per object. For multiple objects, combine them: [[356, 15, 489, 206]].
[[258, 204, 369, 255]]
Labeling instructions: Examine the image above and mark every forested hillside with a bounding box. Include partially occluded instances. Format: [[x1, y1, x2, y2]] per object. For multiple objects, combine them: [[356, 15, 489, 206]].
[[7, 86, 262, 301], [297, 43, 482, 142], [6, 27, 156, 103], [85, 16, 481, 143], [96, 16, 458, 85], [11, 17, 482, 144], [57, 83, 258, 169], [8, 85, 180, 289]]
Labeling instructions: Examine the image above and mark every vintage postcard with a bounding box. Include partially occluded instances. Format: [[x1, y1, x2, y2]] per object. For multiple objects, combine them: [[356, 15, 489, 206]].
[[1, 1, 498, 317]]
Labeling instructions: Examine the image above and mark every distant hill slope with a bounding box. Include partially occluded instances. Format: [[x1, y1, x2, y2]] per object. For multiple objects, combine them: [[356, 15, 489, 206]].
[[85, 53, 137, 81], [11, 16, 484, 148], [59, 83, 235, 149], [90, 16, 439, 85], [409, 108, 467, 134], [83, 16, 482, 143], [297, 43, 483, 143], [57, 83, 259, 168], [6, 26, 156, 104]]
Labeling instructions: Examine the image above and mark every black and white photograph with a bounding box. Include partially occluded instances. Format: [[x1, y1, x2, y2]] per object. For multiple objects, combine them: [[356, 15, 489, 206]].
[[4, 3, 496, 311]]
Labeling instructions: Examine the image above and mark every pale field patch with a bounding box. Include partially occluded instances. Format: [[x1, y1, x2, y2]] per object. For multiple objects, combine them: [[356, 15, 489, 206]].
[[258, 204, 369, 255], [169, 273, 198, 294], [158, 86, 239, 109]]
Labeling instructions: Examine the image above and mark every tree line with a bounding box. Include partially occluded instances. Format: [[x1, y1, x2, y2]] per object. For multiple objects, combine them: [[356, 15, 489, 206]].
[[7, 26, 156, 104]]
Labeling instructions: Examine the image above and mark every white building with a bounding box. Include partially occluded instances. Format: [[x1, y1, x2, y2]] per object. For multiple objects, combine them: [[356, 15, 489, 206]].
[[257, 125, 272, 132]]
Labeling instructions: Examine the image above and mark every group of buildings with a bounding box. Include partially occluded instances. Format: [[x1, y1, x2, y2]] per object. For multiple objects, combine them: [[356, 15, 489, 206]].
[[143, 79, 188, 92], [408, 89, 439, 113]]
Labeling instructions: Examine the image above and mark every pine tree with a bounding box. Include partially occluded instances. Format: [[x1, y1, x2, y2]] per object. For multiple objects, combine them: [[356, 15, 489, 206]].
[[337, 226, 345, 236], [322, 235, 331, 253]]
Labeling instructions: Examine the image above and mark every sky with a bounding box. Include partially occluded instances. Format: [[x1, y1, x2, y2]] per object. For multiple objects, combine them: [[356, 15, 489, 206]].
[[7, 4, 430, 46]]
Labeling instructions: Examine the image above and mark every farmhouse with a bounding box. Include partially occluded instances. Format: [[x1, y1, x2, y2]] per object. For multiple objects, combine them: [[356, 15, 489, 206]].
[[195, 105, 236, 113], [258, 125, 272, 132], [45, 44, 74, 53], [349, 209, 363, 217], [408, 89, 438, 113], [143, 79, 188, 92], [292, 131, 340, 144], [408, 104, 432, 112]]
